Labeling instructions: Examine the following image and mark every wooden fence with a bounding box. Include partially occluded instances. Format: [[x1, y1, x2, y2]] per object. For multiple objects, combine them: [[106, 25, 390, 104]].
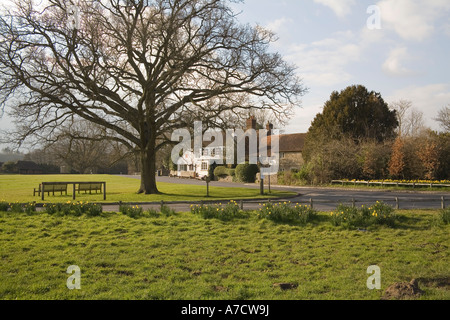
[[331, 180, 450, 189]]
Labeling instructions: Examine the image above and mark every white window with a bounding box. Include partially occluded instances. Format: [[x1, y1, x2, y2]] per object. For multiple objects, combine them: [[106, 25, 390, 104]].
[[201, 162, 208, 171], [179, 164, 188, 171]]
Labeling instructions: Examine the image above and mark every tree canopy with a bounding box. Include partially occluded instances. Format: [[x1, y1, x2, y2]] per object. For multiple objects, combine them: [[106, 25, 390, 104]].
[[0, 0, 306, 194], [308, 85, 398, 142]]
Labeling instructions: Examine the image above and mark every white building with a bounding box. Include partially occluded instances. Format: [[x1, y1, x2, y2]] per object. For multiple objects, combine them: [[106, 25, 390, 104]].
[[176, 146, 225, 179]]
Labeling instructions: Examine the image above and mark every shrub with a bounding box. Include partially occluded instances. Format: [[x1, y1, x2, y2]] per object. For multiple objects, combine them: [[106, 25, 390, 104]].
[[235, 163, 259, 183], [330, 201, 396, 228], [214, 166, 230, 178], [191, 200, 248, 221], [257, 201, 317, 224]]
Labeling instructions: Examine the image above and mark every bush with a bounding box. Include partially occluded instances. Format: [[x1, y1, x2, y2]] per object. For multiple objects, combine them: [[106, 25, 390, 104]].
[[330, 201, 396, 228], [235, 163, 259, 183], [214, 166, 230, 178], [190, 200, 249, 221], [257, 201, 317, 224]]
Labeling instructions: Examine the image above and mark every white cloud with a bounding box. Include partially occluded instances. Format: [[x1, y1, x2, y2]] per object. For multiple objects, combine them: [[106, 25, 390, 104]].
[[265, 17, 293, 34], [285, 31, 363, 87], [377, 0, 450, 41], [313, 0, 356, 18], [382, 47, 418, 77]]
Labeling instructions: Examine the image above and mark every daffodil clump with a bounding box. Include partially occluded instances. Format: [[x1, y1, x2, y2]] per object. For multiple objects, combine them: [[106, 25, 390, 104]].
[[119, 204, 144, 219], [330, 201, 396, 228], [44, 201, 102, 217], [1, 201, 37, 214], [190, 200, 248, 221], [257, 201, 317, 224]]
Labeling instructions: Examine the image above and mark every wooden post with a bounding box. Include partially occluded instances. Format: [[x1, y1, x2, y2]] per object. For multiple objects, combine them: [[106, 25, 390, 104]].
[[260, 176, 264, 195], [395, 197, 399, 210], [206, 177, 210, 197], [41, 183, 45, 201], [73, 183, 76, 200], [240, 200, 243, 210], [310, 198, 313, 209], [103, 182, 106, 200], [161, 200, 164, 211], [442, 196, 446, 209]]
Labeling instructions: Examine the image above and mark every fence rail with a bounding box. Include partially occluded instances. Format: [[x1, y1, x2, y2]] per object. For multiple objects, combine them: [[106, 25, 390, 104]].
[[197, 196, 448, 210], [331, 180, 450, 189]]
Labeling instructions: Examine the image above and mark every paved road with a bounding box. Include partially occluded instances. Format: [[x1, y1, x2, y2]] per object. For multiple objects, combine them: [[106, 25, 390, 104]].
[[103, 175, 449, 212]]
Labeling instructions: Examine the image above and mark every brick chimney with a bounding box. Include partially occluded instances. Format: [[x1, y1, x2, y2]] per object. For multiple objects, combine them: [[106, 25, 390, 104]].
[[246, 116, 256, 130]]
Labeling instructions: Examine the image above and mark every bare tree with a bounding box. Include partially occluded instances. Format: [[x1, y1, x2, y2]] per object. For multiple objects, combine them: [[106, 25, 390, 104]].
[[390, 99, 412, 136], [390, 100, 425, 137], [0, 0, 305, 194], [435, 105, 450, 132]]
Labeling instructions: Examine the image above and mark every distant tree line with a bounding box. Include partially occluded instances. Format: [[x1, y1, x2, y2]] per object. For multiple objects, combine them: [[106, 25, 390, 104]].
[[296, 85, 450, 185]]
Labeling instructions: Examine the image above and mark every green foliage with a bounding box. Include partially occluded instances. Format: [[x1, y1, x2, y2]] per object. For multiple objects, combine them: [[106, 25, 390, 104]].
[[235, 163, 259, 183], [214, 166, 230, 178], [0, 200, 9, 212], [257, 201, 317, 224], [44, 201, 102, 217], [190, 200, 249, 221], [160, 204, 177, 217], [307, 85, 398, 143], [438, 207, 450, 225], [9, 201, 25, 213], [330, 201, 396, 228], [120, 204, 144, 219]]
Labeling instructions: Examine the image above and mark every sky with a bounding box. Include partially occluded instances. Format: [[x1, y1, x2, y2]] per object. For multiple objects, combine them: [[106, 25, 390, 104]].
[[0, 0, 449, 150], [229, 0, 450, 134]]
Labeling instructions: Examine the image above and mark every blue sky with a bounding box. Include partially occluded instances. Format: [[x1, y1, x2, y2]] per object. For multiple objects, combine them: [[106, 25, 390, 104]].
[[230, 0, 450, 134], [1, 0, 449, 150]]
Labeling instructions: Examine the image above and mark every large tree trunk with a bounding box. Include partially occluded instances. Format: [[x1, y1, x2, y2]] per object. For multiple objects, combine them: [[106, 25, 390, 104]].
[[138, 147, 159, 194]]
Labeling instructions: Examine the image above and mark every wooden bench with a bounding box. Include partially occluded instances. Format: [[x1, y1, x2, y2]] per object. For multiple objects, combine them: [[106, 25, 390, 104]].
[[75, 182, 102, 194], [35, 181, 106, 201], [34, 183, 68, 196]]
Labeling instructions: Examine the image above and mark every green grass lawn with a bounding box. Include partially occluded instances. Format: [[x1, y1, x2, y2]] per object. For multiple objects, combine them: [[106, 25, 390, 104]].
[[0, 174, 294, 203], [0, 209, 448, 300]]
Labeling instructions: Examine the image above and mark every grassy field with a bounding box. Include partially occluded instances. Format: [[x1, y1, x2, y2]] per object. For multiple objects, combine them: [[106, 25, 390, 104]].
[[0, 208, 448, 300], [0, 174, 294, 203]]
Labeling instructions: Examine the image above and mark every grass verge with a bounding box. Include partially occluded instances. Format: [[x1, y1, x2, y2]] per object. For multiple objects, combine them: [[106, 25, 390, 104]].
[[0, 208, 448, 300]]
